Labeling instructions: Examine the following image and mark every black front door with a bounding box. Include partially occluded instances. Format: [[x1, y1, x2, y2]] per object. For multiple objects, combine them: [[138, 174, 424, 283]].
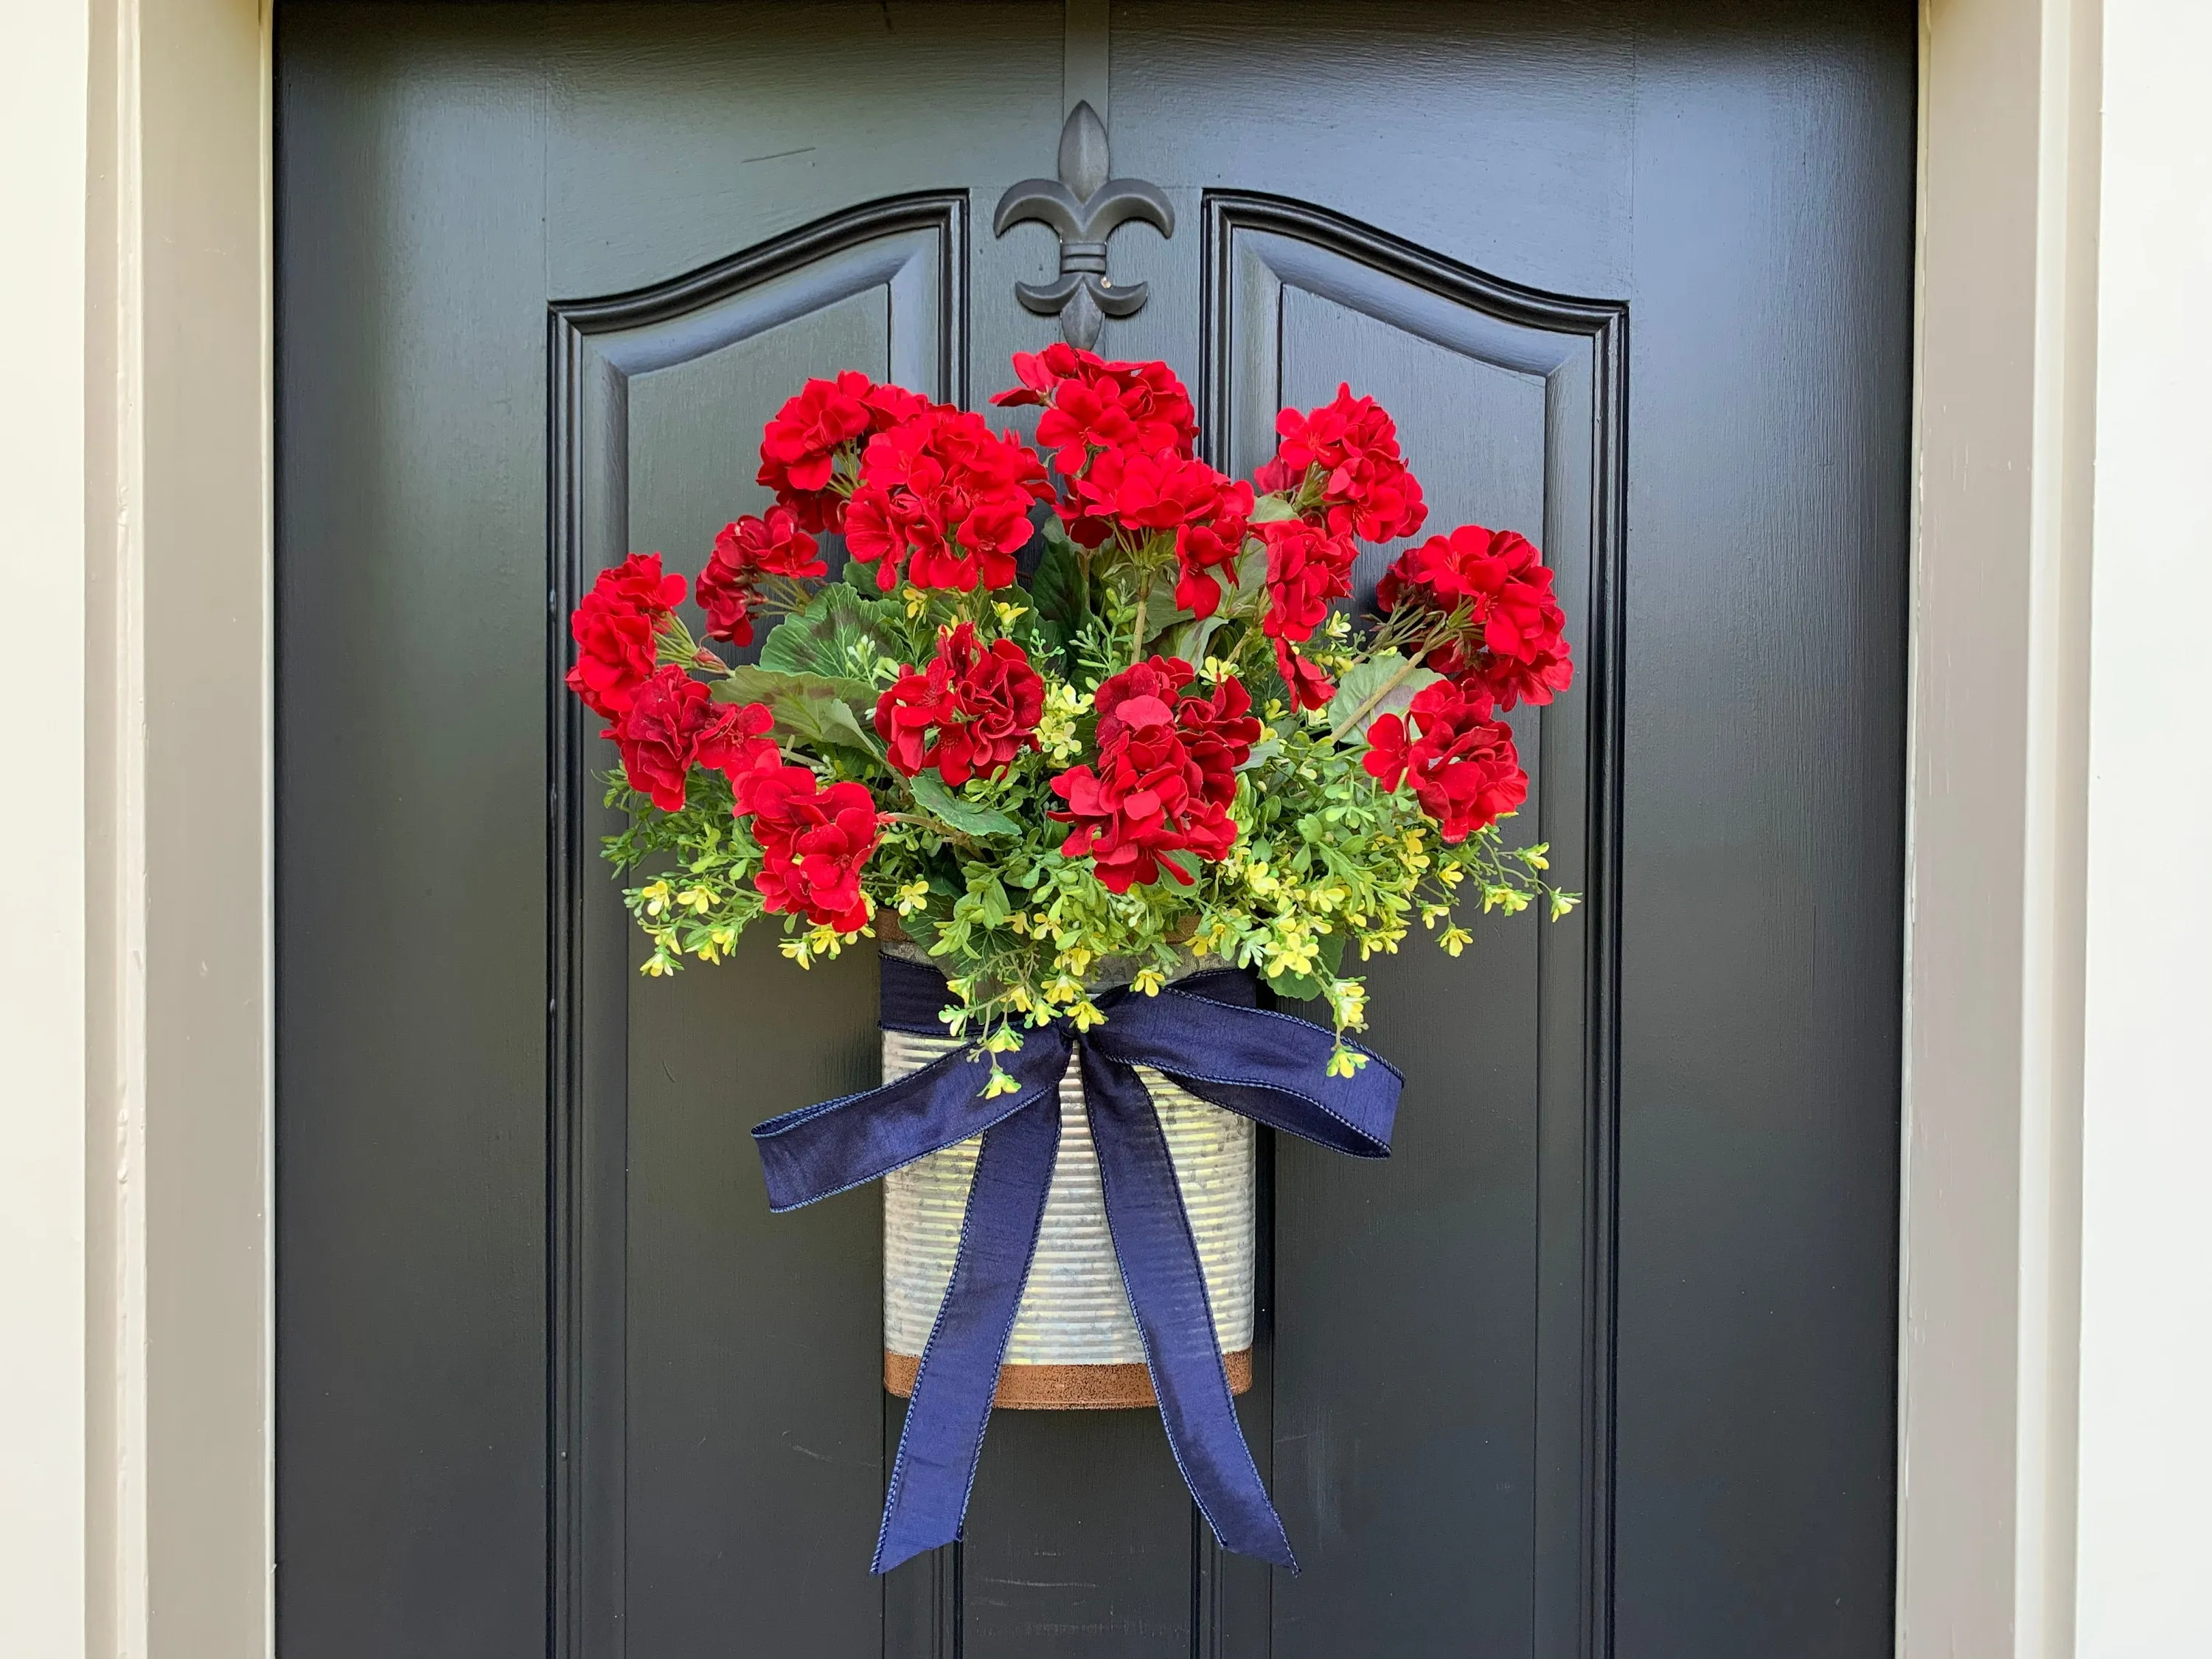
[[276, 4, 1912, 1655]]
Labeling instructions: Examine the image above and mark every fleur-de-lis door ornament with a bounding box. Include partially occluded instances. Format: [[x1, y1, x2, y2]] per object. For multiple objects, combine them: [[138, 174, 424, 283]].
[[993, 101, 1174, 350]]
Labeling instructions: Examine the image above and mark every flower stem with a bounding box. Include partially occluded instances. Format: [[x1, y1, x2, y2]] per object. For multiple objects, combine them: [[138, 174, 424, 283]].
[[1336, 641, 1434, 736], [879, 810, 979, 851]]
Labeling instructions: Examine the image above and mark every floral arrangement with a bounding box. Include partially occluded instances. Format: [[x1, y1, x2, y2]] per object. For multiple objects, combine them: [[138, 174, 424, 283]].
[[566, 347, 1576, 1088]]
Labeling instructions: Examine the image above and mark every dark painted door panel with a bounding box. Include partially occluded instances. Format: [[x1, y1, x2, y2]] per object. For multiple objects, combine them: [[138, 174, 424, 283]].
[[276, 4, 1910, 1655]]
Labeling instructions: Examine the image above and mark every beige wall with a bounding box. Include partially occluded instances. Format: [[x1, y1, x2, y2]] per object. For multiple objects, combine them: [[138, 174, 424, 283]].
[[1, 0, 2205, 1654], [2, 1, 91, 1653], [2075, 4, 2212, 1655]]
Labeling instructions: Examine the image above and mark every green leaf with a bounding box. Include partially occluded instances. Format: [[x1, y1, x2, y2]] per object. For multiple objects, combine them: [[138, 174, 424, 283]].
[[1235, 737, 1282, 773], [1249, 493, 1298, 524], [975, 876, 1012, 927], [1162, 613, 1225, 667], [909, 772, 1023, 838], [759, 583, 897, 684], [712, 664, 879, 753], [1138, 566, 1200, 654], [1030, 518, 1091, 636], [1235, 539, 1270, 594], [1329, 650, 1444, 740], [1317, 928, 1347, 978], [1261, 931, 1345, 1004], [1263, 966, 1326, 1002]]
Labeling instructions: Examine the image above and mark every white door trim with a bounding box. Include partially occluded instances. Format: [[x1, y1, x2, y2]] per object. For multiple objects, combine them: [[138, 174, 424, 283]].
[[1899, 1, 2100, 1654], [8, 0, 2124, 1652]]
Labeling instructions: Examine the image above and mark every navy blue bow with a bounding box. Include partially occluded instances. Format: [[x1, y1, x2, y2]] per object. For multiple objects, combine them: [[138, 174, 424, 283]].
[[751, 956, 1402, 1574]]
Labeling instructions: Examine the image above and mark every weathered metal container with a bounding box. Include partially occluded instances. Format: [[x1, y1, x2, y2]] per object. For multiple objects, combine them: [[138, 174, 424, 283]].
[[880, 1020, 1256, 1409]]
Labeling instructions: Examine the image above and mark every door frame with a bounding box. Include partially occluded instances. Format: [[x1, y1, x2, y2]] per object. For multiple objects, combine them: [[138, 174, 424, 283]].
[[32, 0, 2104, 1652]]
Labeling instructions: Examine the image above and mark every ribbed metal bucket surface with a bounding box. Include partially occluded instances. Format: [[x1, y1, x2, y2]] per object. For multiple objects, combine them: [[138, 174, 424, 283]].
[[880, 1026, 1256, 1408]]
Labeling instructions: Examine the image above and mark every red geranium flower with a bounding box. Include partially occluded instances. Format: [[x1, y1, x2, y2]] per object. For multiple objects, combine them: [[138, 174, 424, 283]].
[[1374, 524, 1573, 710], [567, 552, 685, 720], [1093, 655, 1195, 742], [693, 558, 757, 648], [715, 505, 827, 581], [873, 622, 1045, 787], [992, 345, 1198, 473], [1258, 518, 1357, 645], [696, 506, 827, 646], [844, 406, 1051, 593], [1361, 678, 1528, 843], [757, 372, 933, 532], [1049, 658, 1250, 893], [1060, 448, 1237, 549], [607, 669, 779, 814], [1256, 383, 1427, 545], [1172, 493, 1253, 619], [1175, 675, 1262, 807], [1272, 639, 1337, 712], [740, 765, 881, 933], [695, 698, 781, 797], [609, 665, 710, 812]]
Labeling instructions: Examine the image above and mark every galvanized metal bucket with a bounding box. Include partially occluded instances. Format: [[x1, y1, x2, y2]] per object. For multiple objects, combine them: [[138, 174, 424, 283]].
[[879, 978, 1256, 1410]]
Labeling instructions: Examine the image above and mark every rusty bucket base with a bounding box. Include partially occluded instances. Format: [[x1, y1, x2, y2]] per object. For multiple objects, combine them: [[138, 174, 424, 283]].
[[884, 1347, 1253, 1409]]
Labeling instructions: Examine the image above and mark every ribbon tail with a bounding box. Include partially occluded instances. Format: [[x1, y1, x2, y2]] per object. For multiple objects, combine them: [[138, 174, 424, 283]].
[[872, 1086, 1062, 1574], [1079, 1042, 1298, 1572]]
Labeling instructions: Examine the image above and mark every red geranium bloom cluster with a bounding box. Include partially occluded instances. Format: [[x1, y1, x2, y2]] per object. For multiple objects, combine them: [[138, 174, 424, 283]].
[[566, 553, 686, 719], [1251, 519, 1357, 712], [741, 765, 882, 933], [1360, 679, 1528, 844], [874, 622, 1046, 787], [1245, 385, 1435, 712], [607, 667, 781, 813], [757, 371, 931, 532], [994, 345, 1254, 621], [1256, 383, 1428, 545], [1048, 658, 1260, 893], [993, 344, 1198, 474], [695, 505, 827, 647], [1375, 524, 1573, 710], [844, 406, 1053, 593]]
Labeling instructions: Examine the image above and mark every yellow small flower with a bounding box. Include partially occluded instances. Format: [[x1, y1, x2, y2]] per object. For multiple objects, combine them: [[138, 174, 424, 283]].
[[981, 1068, 1022, 1099], [1131, 966, 1166, 997], [992, 600, 1029, 628], [1070, 1000, 1106, 1032], [1326, 977, 1368, 1031], [902, 585, 930, 619], [1439, 925, 1473, 957]]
